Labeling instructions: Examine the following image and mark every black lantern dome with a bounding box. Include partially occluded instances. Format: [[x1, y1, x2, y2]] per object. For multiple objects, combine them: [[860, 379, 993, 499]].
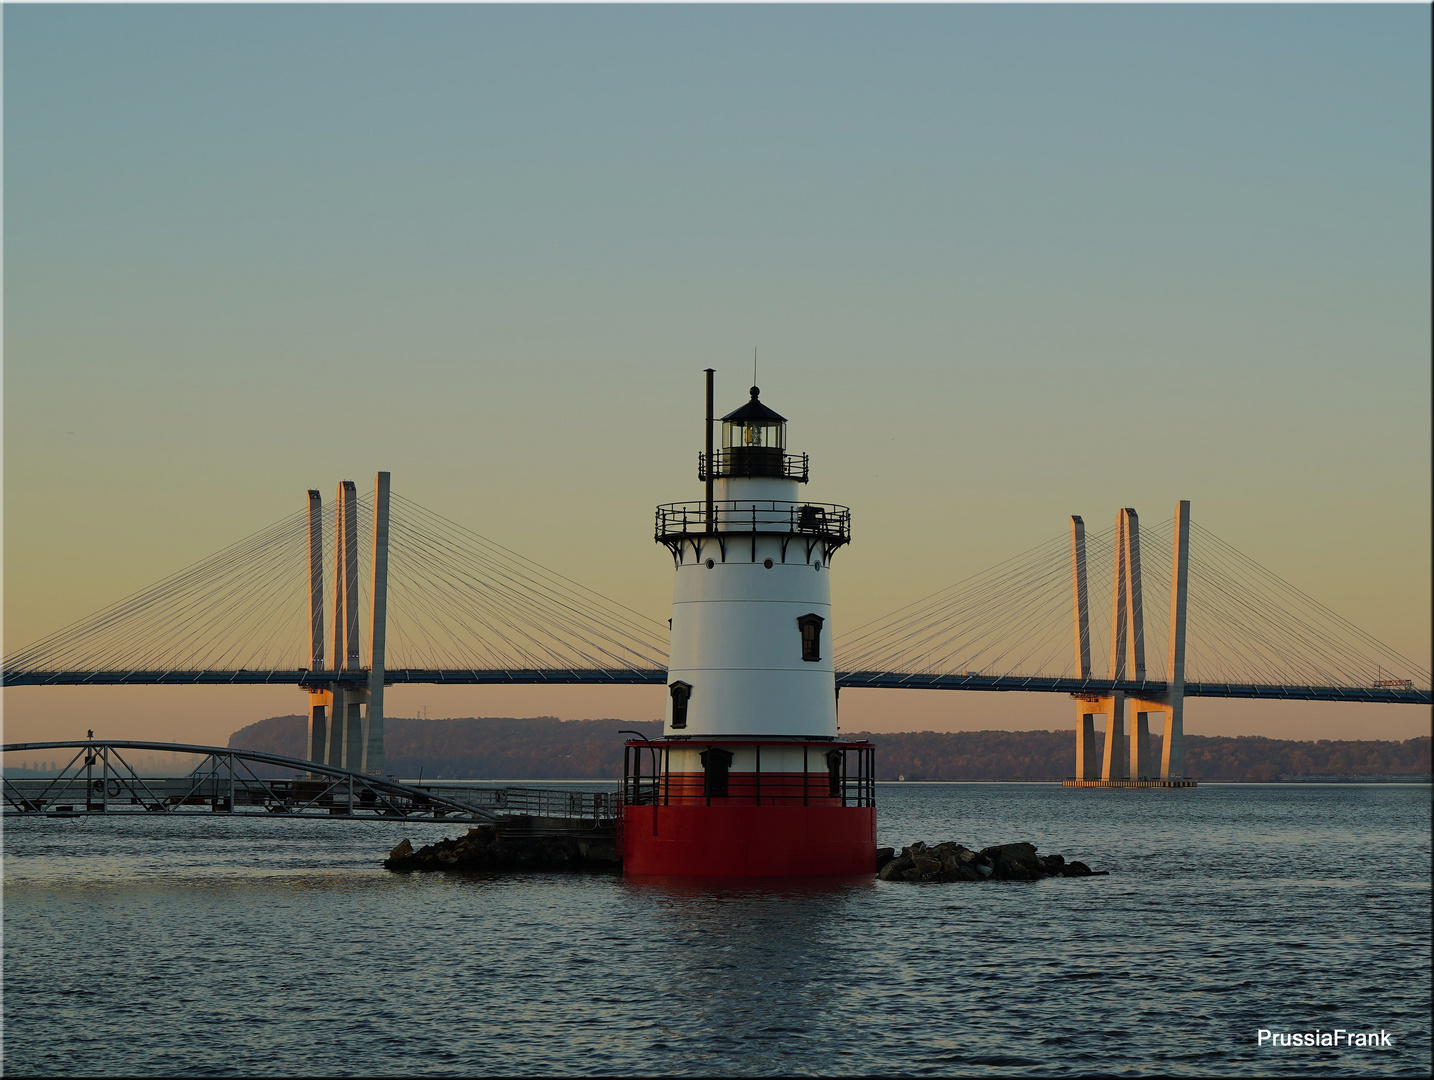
[[713, 387, 804, 480], [721, 387, 787, 450]]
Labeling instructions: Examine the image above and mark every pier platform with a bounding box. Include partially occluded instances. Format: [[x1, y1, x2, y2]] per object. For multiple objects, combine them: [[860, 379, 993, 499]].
[[1062, 778, 1198, 788]]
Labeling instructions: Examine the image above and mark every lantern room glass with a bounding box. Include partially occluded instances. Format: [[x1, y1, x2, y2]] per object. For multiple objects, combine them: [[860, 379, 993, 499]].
[[723, 419, 786, 450]]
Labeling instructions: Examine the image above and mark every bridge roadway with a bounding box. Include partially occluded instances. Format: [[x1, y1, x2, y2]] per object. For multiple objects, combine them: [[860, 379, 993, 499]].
[[3, 668, 1428, 705]]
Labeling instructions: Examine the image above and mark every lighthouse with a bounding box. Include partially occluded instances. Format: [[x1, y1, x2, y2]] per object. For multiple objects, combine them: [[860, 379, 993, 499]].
[[622, 372, 877, 876]]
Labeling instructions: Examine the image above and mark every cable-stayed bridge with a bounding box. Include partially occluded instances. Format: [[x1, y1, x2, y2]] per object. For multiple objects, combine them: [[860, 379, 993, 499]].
[[839, 507, 1429, 703], [7, 483, 670, 689], [5, 474, 1428, 784]]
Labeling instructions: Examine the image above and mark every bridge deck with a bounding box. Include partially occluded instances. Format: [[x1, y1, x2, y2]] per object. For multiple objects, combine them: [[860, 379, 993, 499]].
[[2, 668, 1427, 703]]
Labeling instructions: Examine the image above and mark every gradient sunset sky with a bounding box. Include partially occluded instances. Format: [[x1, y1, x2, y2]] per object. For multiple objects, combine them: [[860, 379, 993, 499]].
[[4, 5, 1429, 746]]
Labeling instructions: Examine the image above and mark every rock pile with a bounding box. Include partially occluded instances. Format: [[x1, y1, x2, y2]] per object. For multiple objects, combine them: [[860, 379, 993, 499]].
[[876, 841, 1104, 882], [384, 823, 619, 873]]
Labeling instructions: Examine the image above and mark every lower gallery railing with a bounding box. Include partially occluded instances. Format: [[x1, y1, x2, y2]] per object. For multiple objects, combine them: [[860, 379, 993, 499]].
[[622, 740, 875, 808]]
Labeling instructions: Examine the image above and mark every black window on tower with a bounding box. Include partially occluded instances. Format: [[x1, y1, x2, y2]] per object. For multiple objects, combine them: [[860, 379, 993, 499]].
[[797, 613, 824, 662], [700, 748, 733, 798], [669, 681, 692, 729]]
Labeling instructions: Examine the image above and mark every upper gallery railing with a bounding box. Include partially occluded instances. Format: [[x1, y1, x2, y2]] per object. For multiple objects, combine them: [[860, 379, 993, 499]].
[[698, 448, 809, 483], [654, 500, 852, 547]]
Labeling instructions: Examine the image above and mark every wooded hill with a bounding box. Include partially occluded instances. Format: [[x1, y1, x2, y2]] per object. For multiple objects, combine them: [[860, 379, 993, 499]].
[[227, 716, 1430, 783], [229, 715, 665, 780]]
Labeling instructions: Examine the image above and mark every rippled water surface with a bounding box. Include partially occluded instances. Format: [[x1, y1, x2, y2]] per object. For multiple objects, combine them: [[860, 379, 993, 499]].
[[4, 783, 1430, 1076]]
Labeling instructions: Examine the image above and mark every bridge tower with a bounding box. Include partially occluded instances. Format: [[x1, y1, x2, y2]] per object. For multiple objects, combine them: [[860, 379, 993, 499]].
[[1112, 506, 1143, 781], [623, 371, 876, 876], [1128, 499, 1190, 781], [1069, 500, 1191, 785], [1069, 515, 1104, 780], [304, 472, 391, 776], [1071, 507, 1139, 781]]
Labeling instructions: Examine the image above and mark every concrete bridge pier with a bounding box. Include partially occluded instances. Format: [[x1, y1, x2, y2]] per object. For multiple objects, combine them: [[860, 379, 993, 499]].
[[1075, 696, 1128, 780], [1074, 706, 1100, 779], [329, 687, 368, 771], [1161, 705, 1185, 781], [1099, 693, 1127, 780], [307, 693, 329, 763], [1127, 704, 1158, 780]]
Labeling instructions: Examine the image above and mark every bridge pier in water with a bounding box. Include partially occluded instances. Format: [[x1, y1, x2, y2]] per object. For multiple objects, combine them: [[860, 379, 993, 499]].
[[1101, 695, 1128, 780], [1074, 706, 1100, 780]]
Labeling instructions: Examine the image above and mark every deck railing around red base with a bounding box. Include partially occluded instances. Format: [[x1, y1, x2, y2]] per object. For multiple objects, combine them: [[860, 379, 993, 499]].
[[622, 739, 875, 809]]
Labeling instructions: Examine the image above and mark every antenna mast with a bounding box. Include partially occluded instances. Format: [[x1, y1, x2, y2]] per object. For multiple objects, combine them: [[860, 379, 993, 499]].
[[704, 368, 715, 533]]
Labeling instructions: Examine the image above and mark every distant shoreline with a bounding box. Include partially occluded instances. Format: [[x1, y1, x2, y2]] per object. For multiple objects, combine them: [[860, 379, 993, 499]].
[[10, 769, 1427, 786], [206, 717, 1433, 785], [7, 719, 1427, 785]]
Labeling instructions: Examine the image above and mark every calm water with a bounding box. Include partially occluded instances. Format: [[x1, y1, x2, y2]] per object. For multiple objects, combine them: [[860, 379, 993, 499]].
[[3, 783, 1429, 1076]]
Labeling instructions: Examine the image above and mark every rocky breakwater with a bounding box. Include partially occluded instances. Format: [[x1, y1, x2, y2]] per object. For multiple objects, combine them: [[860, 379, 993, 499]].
[[384, 821, 620, 873], [876, 841, 1106, 882]]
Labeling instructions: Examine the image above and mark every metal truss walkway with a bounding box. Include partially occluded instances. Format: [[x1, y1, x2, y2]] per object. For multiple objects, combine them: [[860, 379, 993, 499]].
[[2, 740, 619, 823]]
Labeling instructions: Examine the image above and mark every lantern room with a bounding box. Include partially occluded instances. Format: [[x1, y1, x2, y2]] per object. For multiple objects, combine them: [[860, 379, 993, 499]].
[[712, 386, 798, 480], [722, 386, 786, 451]]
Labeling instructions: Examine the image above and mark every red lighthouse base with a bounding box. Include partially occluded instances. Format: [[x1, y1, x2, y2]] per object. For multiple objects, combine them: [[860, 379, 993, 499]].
[[621, 739, 878, 877], [623, 803, 877, 876]]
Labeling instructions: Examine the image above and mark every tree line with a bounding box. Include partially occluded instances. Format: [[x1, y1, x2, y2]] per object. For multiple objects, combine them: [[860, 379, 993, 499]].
[[844, 729, 1430, 782]]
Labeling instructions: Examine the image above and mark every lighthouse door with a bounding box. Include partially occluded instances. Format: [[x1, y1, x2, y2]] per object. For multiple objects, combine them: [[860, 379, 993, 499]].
[[826, 749, 844, 800], [699, 748, 734, 800]]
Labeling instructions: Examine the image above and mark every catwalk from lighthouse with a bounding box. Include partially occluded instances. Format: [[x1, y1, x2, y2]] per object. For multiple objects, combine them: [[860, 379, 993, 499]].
[[622, 371, 877, 877]]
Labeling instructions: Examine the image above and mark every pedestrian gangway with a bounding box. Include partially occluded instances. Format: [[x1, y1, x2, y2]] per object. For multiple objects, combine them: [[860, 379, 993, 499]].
[[2, 740, 620, 824]]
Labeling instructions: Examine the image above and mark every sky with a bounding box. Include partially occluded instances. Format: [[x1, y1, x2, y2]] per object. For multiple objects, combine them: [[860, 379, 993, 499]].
[[4, 5, 1430, 747]]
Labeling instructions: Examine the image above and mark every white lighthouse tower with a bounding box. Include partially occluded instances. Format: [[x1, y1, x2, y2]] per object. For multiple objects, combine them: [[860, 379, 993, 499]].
[[623, 371, 876, 877]]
